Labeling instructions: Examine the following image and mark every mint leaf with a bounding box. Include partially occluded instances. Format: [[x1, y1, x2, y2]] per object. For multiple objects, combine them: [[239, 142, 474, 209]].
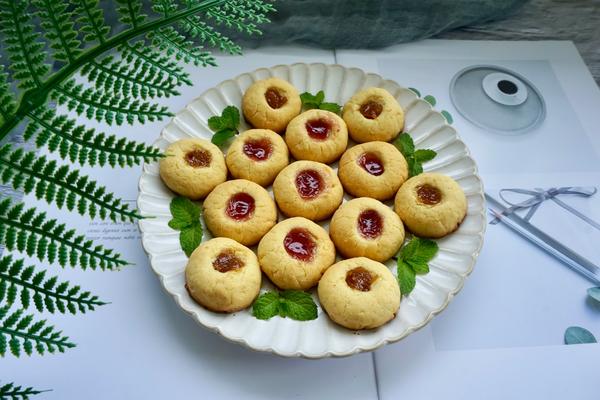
[[397, 237, 439, 295], [208, 106, 240, 146], [320, 102, 341, 114], [397, 261, 416, 295], [414, 149, 437, 163], [221, 105, 240, 129], [587, 287, 600, 303], [251, 290, 318, 321], [300, 91, 341, 114], [211, 129, 236, 146], [180, 223, 203, 257], [394, 133, 415, 157], [252, 292, 280, 320], [407, 157, 422, 177], [169, 197, 203, 257], [169, 197, 199, 228], [280, 290, 318, 321], [564, 326, 597, 345]]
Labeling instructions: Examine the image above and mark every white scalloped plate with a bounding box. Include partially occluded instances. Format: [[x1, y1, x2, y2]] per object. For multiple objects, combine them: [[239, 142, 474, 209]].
[[137, 63, 486, 358]]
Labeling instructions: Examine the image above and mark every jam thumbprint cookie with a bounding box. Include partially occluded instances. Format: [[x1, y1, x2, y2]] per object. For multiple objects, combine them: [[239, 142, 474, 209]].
[[330, 198, 405, 263], [242, 77, 301, 133], [273, 160, 344, 221], [203, 179, 277, 246], [226, 129, 289, 187], [394, 173, 467, 238], [186, 237, 261, 313], [159, 138, 227, 199], [342, 87, 404, 143], [285, 109, 348, 164], [318, 257, 400, 330], [338, 141, 408, 200], [258, 217, 336, 290]]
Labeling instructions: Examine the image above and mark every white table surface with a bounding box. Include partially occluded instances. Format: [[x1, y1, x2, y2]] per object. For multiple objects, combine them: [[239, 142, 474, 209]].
[[2, 41, 600, 400]]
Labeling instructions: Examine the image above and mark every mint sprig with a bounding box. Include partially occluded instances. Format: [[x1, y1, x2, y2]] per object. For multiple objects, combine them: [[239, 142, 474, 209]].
[[208, 105, 240, 146], [394, 133, 437, 177], [300, 90, 341, 114], [169, 197, 203, 257], [396, 237, 439, 296], [252, 290, 318, 321]]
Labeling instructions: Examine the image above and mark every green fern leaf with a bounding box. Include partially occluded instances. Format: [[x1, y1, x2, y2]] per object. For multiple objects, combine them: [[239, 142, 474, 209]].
[[0, 145, 142, 221], [74, 0, 111, 43], [0, 381, 46, 399], [149, 26, 217, 67], [24, 108, 163, 167], [0, 64, 16, 123], [0, 199, 129, 270], [0, 0, 50, 89], [80, 55, 180, 99], [51, 79, 172, 125], [116, 0, 146, 28], [152, 0, 178, 16], [0, 306, 75, 357], [119, 40, 192, 86], [221, 0, 273, 25], [32, 0, 82, 62], [0, 256, 107, 313], [179, 15, 241, 55], [206, 1, 262, 35]]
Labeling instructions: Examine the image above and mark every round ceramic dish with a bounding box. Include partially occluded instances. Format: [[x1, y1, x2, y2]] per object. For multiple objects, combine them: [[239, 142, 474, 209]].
[[137, 63, 486, 358]]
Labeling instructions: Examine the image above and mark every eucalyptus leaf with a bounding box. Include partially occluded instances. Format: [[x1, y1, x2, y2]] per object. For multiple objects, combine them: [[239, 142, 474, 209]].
[[564, 326, 597, 345]]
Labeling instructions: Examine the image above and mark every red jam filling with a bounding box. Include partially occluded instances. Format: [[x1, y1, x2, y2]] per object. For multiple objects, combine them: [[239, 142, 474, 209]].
[[357, 209, 383, 239], [358, 152, 384, 176], [305, 118, 332, 140], [295, 169, 324, 199], [417, 184, 442, 205], [346, 267, 374, 291], [283, 228, 316, 262], [265, 87, 287, 109], [243, 138, 273, 161], [212, 250, 244, 273], [359, 100, 383, 119], [225, 192, 255, 221], [184, 149, 211, 167]]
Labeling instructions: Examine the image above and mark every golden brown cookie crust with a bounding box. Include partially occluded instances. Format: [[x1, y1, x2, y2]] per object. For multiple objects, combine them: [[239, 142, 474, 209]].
[[185, 237, 261, 313], [226, 129, 289, 187], [338, 141, 408, 200], [273, 160, 343, 221], [285, 109, 348, 164], [394, 173, 467, 238], [342, 87, 404, 143], [257, 217, 336, 290], [330, 197, 405, 262], [318, 257, 400, 330], [242, 77, 302, 133], [203, 179, 277, 246], [159, 138, 227, 200]]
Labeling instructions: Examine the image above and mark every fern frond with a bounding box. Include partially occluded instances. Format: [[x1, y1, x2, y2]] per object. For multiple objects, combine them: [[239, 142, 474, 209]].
[[0, 199, 130, 270], [80, 55, 180, 99], [24, 108, 163, 168], [206, 1, 262, 35], [0, 381, 46, 400], [119, 40, 192, 86], [152, 0, 178, 17], [74, 0, 110, 43], [116, 0, 146, 28], [0, 306, 75, 357], [149, 26, 217, 67], [0, 256, 107, 314], [51, 79, 172, 125], [0, 65, 16, 122], [0, 0, 50, 89], [179, 16, 241, 55], [32, 0, 82, 62], [0, 145, 142, 222], [221, 0, 273, 25]]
